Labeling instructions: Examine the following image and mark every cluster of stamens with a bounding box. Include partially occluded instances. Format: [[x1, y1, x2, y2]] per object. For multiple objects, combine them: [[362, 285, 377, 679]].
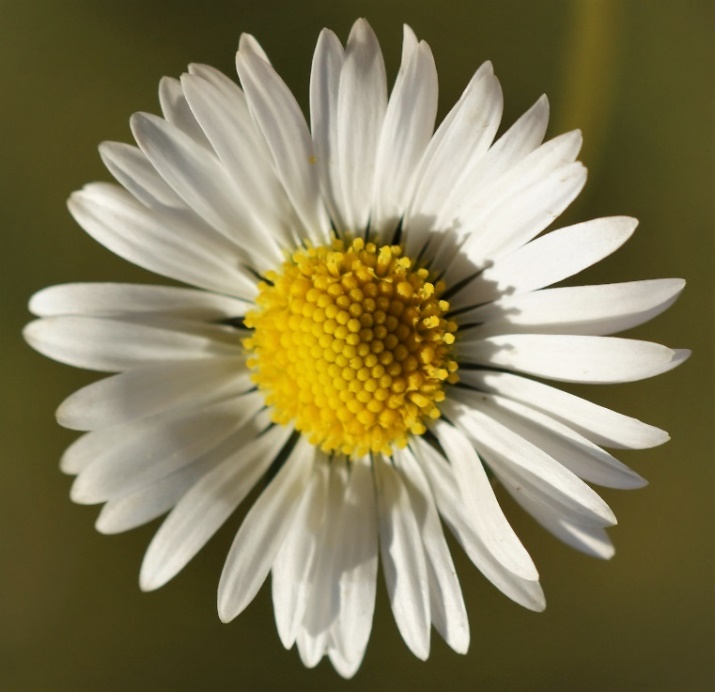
[[243, 238, 458, 457]]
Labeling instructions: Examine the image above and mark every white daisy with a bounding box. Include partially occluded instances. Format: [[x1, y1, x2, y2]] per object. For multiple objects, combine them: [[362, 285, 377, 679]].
[[24, 19, 688, 677]]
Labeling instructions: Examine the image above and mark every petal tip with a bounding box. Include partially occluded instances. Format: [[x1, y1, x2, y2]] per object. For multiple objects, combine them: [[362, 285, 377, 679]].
[[138, 571, 158, 593]]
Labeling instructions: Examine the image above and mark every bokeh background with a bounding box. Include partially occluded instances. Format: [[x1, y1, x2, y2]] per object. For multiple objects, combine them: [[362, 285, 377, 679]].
[[1, 1, 712, 690]]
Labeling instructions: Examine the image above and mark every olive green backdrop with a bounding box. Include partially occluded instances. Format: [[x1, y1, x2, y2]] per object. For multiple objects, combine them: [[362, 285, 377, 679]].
[[1, 1, 712, 690]]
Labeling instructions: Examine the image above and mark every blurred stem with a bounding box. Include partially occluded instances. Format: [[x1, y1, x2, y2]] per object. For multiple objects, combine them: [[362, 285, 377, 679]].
[[555, 0, 624, 171]]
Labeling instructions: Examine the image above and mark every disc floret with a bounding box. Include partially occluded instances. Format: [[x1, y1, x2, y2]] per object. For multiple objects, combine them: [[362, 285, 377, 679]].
[[244, 238, 458, 456]]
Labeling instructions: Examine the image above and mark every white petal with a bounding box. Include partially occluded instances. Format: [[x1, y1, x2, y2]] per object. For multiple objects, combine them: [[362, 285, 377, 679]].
[[456, 334, 686, 383], [502, 479, 615, 559], [97, 470, 194, 535], [464, 93, 550, 183], [451, 388, 646, 489], [57, 357, 250, 431], [96, 413, 272, 533], [459, 369, 670, 450], [459, 279, 686, 338], [238, 32, 271, 64], [310, 28, 347, 231], [461, 129, 582, 222], [158, 76, 211, 148], [432, 117, 578, 276], [396, 449, 469, 654], [444, 400, 617, 527], [67, 183, 257, 299], [404, 63, 502, 258], [140, 423, 293, 590], [218, 437, 315, 622], [336, 18, 388, 231], [188, 61, 239, 87], [437, 95, 550, 227], [442, 161, 587, 284], [130, 112, 282, 270], [326, 645, 358, 680], [272, 457, 329, 649], [450, 216, 638, 310], [180, 72, 300, 249], [327, 456, 378, 677], [295, 625, 326, 670], [296, 459, 350, 669], [99, 142, 182, 208], [374, 454, 430, 660], [67, 393, 264, 502], [236, 50, 330, 244], [431, 420, 538, 580], [411, 436, 545, 612], [29, 283, 250, 320], [371, 28, 438, 237], [24, 315, 239, 373]]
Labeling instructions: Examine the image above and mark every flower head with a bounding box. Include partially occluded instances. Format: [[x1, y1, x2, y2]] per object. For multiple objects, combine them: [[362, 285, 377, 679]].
[[24, 19, 688, 677]]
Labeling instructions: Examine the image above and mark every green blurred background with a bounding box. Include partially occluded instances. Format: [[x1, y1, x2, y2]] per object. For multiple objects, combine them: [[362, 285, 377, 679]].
[[1, 1, 712, 690]]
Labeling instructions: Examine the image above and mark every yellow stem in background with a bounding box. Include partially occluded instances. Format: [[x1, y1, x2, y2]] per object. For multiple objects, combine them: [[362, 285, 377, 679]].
[[555, 0, 624, 171]]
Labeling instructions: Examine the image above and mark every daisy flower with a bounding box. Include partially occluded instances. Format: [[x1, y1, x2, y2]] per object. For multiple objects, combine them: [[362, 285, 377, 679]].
[[24, 19, 688, 677]]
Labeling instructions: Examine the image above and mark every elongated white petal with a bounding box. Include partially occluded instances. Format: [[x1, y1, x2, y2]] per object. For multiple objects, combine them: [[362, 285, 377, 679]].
[[99, 142, 183, 208], [188, 61, 237, 88], [296, 625, 326, 669], [67, 183, 257, 298], [97, 469, 195, 535], [158, 76, 211, 149], [24, 315, 238, 373], [140, 424, 293, 590], [374, 454, 430, 660], [236, 50, 330, 244], [457, 334, 685, 383], [461, 94, 551, 188], [450, 216, 638, 310], [459, 369, 670, 449], [296, 459, 350, 669], [459, 279, 686, 337], [218, 438, 315, 622], [443, 161, 587, 283], [437, 95, 550, 228], [404, 64, 502, 258], [238, 32, 271, 63], [68, 393, 264, 502], [272, 457, 329, 649], [451, 388, 646, 489], [57, 357, 250, 431], [470, 129, 582, 213], [431, 420, 538, 580], [444, 400, 617, 527], [501, 478, 615, 559], [327, 456, 378, 678], [411, 437, 545, 611], [430, 133, 582, 276], [23, 317, 240, 372], [180, 72, 300, 248], [97, 412, 272, 533], [336, 18, 387, 231], [310, 28, 347, 231], [29, 283, 250, 320], [443, 111, 579, 281], [397, 449, 469, 654], [372, 29, 438, 236], [130, 112, 282, 269]]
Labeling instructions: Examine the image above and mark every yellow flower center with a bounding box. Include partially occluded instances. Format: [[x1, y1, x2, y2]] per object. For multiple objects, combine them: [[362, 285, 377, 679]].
[[244, 238, 458, 457]]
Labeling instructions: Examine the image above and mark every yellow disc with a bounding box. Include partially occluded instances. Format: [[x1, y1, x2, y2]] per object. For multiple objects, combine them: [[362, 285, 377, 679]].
[[244, 238, 459, 457]]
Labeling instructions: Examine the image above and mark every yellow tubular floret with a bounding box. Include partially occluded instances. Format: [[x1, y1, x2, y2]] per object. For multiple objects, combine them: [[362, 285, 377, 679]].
[[244, 238, 459, 457]]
